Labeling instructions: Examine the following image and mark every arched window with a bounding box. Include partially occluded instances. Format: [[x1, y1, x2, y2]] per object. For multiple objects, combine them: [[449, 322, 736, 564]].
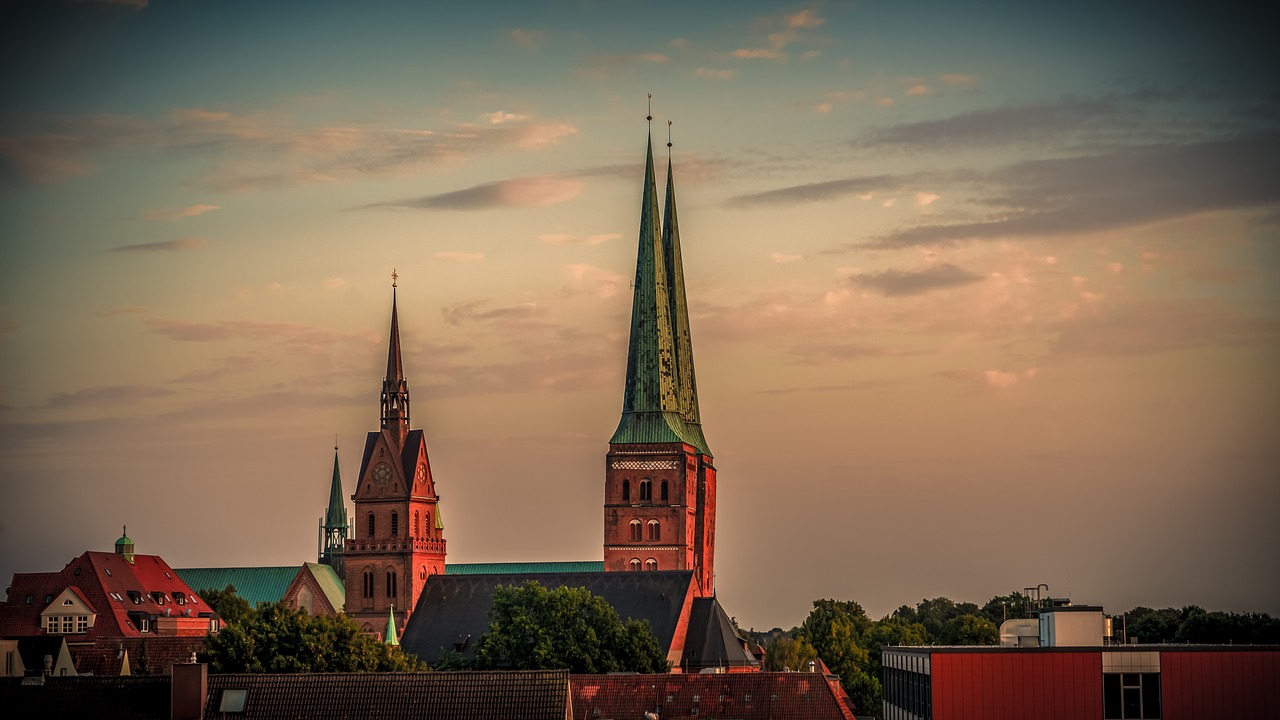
[[391, 511, 399, 537], [629, 558, 641, 571], [386, 570, 397, 598], [644, 558, 657, 571], [661, 481, 669, 502], [639, 479, 652, 501], [648, 520, 660, 541], [630, 519, 642, 542], [362, 570, 373, 598], [368, 513, 375, 538], [414, 511, 420, 538], [622, 480, 630, 502]]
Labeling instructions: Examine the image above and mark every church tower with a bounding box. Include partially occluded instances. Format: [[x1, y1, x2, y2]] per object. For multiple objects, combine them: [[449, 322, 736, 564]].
[[318, 446, 349, 577], [604, 117, 717, 596], [344, 277, 447, 637]]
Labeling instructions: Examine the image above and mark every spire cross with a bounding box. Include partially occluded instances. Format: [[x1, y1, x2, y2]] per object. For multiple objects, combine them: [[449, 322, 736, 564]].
[[391, 268, 398, 288], [667, 120, 673, 158], [646, 93, 653, 125]]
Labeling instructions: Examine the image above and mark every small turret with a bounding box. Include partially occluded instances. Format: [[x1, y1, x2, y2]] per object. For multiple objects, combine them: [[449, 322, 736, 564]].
[[114, 525, 135, 563], [385, 604, 399, 646]]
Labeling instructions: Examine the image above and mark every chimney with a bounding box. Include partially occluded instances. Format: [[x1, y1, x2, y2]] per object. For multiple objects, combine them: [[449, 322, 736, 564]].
[[171, 661, 208, 720]]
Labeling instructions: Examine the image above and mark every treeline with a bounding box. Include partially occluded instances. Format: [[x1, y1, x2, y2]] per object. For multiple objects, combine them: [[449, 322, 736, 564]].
[[750, 594, 1280, 720]]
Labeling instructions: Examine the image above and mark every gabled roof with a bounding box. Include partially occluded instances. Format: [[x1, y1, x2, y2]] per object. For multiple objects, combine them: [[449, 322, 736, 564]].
[[570, 672, 858, 720], [173, 567, 299, 607], [16, 636, 68, 674], [0, 675, 171, 719], [401, 571, 697, 665], [681, 597, 760, 672], [301, 563, 346, 612], [202, 670, 571, 720]]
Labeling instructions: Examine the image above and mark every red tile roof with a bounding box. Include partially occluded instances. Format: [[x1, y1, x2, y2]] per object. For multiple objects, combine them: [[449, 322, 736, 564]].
[[570, 672, 858, 720]]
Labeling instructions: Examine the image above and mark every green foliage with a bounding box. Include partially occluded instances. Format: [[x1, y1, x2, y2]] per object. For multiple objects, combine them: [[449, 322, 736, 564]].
[[939, 614, 999, 645], [763, 635, 819, 672], [1121, 606, 1280, 645], [469, 581, 668, 674], [199, 602, 426, 673], [796, 599, 878, 717], [136, 639, 152, 676], [197, 585, 252, 626], [980, 592, 1032, 626]]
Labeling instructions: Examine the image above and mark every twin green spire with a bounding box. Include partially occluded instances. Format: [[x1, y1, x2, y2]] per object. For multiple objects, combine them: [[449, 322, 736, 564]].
[[610, 128, 711, 456]]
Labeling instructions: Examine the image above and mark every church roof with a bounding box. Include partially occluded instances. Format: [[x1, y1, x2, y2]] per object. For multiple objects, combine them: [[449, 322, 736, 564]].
[[173, 566, 299, 608], [300, 563, 346, 612], [444, 561, 603, 575], [400, 571, 696, 665], [323, 450, 347, 528], [680, 597, 760, 671], [661, 153, 710, 456]]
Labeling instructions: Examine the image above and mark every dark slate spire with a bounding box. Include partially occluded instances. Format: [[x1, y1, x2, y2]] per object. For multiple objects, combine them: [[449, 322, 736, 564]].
[[662, 143, 711, 456], [319, 445, 349, 574], [325, 447, 348, 530], [380, 273, 411, 445], [610, 121, 697, 448]]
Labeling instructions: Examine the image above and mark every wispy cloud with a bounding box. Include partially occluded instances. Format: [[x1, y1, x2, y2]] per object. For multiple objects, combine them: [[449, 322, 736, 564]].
[[108, 238, 206, 253], [562, 264, 626, 298], [537, 232, 620, 246], [442, 300, 543, 326], [435, 251, 485, 261], [509, 28, 544, 51], [728, 174, 901, 207], [46, 384, 171, 409], [849, 264, 985, 296], [370, 175, 584, 211], [771, 253, 802, 263], [141, 204, 219, 221], [731, 8, 825, 61]]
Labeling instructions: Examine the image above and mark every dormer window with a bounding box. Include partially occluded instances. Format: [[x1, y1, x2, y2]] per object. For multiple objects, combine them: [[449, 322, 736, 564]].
[[127, 591, 143, 605], [151, 591, 167, 605], [174, 592, 187, 605]]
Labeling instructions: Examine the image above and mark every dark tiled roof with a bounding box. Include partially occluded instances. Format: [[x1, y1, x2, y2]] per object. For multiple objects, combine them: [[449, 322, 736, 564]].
[[680, 597, 760, 672], [571, 672, 858, 720], [401, 571, 695, 664], [444, 561, 604, 575], [16, 636, 67, 674], [0, 675, 171, 720], [70, 636, 208, 677], [203, 670, 570, 720]]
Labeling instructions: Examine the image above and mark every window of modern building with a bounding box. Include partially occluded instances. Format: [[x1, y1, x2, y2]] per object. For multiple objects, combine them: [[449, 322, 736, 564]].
[[630, 520, 642, 542], [644, 558, 657, 571], [1103, 672, 1161, 719], [648, 520, 660, 541]]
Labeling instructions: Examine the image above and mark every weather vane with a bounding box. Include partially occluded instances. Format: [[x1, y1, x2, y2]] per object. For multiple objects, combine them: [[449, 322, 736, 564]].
[[646, 93, 652, 125], [667, 120, 673, 152], [391, 268, 398, 288]]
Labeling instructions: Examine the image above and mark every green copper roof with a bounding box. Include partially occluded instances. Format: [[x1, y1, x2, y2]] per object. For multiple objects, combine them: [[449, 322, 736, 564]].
[[662, 155, 710, 456], [174, 566, 300, 608], [114, 525, 133, 548], [444, 561, 604, 575], [324, 449, 348, 529], [610, 132, 701, 450], [385, 605, 399, 646], [303, 562, 346, 613], [435, 503, 444, 531]]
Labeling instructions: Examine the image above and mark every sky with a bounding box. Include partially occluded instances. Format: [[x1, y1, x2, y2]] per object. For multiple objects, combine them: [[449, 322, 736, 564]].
[[1, 0, 1277, 631]]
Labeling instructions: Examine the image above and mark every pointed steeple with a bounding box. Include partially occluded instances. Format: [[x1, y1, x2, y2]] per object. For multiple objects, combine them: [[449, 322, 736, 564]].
[[319, 445, 350, 575], [610, 119, 697, 448], [662, 135, 710, 456], [380, 272, 411, 446], [385, 604, 399, 646], [325, 447, 348, 528]]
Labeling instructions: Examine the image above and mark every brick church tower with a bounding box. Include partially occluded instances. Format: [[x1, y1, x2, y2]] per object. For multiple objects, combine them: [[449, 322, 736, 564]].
[[604, 121, 717, 597], [344, 278, 446, 637]]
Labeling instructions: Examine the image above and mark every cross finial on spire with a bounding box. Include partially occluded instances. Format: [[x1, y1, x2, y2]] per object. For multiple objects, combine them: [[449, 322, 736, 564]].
[[646, 93, 653, 124], [391, 268, 398, 288], [667, 120, 673, 154]]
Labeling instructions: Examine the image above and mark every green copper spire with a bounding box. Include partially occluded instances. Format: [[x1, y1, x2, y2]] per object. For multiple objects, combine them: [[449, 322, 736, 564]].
[[662, 148, 711, 456], [319, 445, 349, 575], [325, 448, 348, 529], [610, 128, 697, 448], [385, 604, 399, 646]]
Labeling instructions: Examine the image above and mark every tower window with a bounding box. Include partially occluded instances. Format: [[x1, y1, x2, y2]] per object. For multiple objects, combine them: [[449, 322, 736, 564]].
[[645, 558, 657, 571], [368, 513, 376, 538], [661, 481, 668, 502], [639, 479, 652, 501], [629, 558, 641, 571], [648, 520, 660, 541], [362, 570, 373, 599], [415, 511, 420, 537], [391, 511, 399, 537], [622, 480, 630, 502], [630, 520, 642, 542], [386, 570, 397, 599]]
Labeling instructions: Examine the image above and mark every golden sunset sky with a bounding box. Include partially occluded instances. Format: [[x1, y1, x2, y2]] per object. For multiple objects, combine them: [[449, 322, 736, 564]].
[[1, 1, 1276, 629]]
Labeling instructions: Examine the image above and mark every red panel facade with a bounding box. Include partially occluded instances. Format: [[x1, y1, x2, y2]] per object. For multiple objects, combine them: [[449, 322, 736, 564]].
[[932, 652, 1102, 720], [1161, 650, 1279, 719]]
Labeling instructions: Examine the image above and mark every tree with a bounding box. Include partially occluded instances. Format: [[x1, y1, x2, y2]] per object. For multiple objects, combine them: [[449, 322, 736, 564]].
[[763, 634, 819, 672], [469, 581, 668, 673], [197, 585, 252, 626], [796, 600, 878, 717], [199, 602, 425, 673], [939, 614, 999, 645]]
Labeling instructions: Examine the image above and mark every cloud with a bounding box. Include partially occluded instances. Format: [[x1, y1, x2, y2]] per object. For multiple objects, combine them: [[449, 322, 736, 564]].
[[509, 29, 544, 50], [435, 251, 485, 261], [727, 174, 901, 207], [849, 264, 985, 296], [98, 306, 147, 317], [170, 355, 257, 384], [538, 232, 620, 246], [915, 192, 940, 206], [108, 238, 206, 253], [141, 204, 219, 221], [730, 48, 784, 60], [323, 278, 347, 290], [142, 318, 358, 351], [370, 175, 584, 211], [582, 52, 668, 77], [482, 111, 528, 125], [939, 74, 978, 86], [562, 264, 626, 298], [877, 131, 1280, 246], [983, 368, 1039, 389], [1052, 298, 1280, 357], [442, 300, 542, 326], [905, 85, 930, 96], [771, 253, 802, 263], [46, 384, 171, 409]]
